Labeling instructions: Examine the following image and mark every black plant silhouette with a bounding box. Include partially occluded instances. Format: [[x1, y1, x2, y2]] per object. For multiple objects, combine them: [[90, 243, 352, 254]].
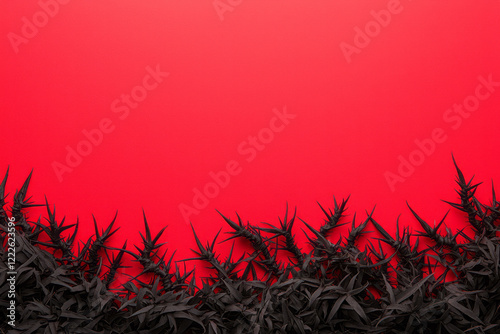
[[1, 159, 500, 333]]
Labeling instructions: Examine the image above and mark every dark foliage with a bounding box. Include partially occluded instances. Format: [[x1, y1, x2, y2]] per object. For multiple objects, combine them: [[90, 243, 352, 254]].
[[1, 160, 500, 333]]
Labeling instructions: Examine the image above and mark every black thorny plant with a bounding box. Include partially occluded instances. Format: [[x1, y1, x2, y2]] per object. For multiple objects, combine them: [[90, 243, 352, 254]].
[[1, 157, 500, 333]]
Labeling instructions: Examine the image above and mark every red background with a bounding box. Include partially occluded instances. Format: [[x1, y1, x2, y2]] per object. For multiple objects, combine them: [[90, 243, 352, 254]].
[[2, 0, 500, 280]]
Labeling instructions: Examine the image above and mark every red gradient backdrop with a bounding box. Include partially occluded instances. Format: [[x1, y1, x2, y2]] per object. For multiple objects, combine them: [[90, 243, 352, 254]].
[[2, 0, 500, 280]]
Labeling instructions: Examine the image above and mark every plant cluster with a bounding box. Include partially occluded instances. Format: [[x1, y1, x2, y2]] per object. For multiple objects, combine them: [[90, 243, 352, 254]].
[[1, 159, 500, 333]]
